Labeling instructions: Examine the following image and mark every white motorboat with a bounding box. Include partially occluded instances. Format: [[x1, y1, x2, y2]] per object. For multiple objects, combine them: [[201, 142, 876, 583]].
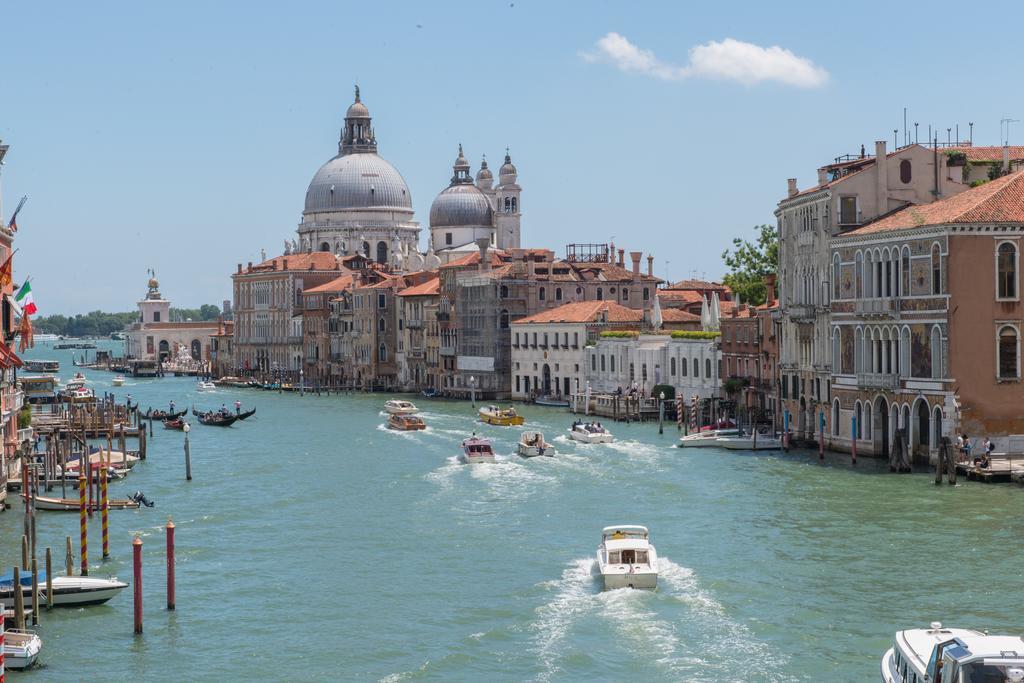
[[3, 629, 42, 669], [715, 431, 783, 451], [196, 380, 217, 392], [461, 435, 496, 464], [517, 431, 554, 457], [568, 422, 614, 444], [0, 573, 128, 608], [111, 375, 125, 386], [384, 399, 419, 415], [596, 525, 658, 590], [66, 450, 140, 470], [881, 622, 1024, 683], [678, 428, 740, 448]]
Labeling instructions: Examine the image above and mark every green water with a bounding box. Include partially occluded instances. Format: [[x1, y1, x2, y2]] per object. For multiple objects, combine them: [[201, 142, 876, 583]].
[[3, 341, 1023, 682]]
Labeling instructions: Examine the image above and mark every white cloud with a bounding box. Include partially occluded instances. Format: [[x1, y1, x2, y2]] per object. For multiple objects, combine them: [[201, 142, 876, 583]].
[[580, 33, 829, 88]]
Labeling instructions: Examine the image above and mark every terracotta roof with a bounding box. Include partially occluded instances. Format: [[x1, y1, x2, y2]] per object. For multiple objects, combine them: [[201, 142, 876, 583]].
[[138, 322, 220, 330], [245, 252, 341, 273], [661, 308, 700, 322], [440, 249, 511, 269], [569, 262, 661, 283], [513, 301, 643, 325], [397, 277, 440, 297], [947, 145, 1024, 163], [657, 290, 704, 305], [304, 274, 355, 294], [847, 170, 1024, 235]]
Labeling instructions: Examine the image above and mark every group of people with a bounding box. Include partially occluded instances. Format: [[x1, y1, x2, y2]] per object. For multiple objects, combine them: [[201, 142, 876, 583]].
[[957, 433, 996, 468], [572, 420, 606, 433]]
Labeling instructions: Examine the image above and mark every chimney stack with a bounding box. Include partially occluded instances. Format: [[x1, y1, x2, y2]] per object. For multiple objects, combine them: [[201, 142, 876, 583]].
[[764, 273, 777, 306], [247, 261, 253, 271], [476, 238, 490, 272], [817, 168, 828, 186], [875, 140, 888, 216], [630, 251, 642, 282], [618, 249, 625, 268], [1003, 144, 1011, 173], [237, 263, 242, 274], [282, 258, 288, 271], [787, 178, 798, 197], [646, 254, 654, 277]]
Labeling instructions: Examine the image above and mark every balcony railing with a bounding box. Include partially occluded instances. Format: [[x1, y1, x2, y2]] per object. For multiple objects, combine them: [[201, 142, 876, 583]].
[[856, 372, 900, 391], [854, 298, 899, 318], [788, 304, 816, 322], [440, 346, 456, 357], [406, 319, 423, 328]]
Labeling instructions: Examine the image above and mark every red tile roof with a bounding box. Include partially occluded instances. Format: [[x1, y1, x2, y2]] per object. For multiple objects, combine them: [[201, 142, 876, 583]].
[[661, 308, 700, 322], [847, 170, 1024, 234], [657, 290, 704, 305], [304, 274, 355, 294], [246, 252, 342, 273], [664, 279, 728, 291], [513, 301, 643, 325], [397, 277, 440, 297], [440, 249, 511, 269], [946, 145, 1024, 163]]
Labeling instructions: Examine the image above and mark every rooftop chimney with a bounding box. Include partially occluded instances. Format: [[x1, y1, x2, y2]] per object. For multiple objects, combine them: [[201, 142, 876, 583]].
[[476, 238, 490, 272], [237, 263, 242, 274], [764, 273, 776, 306], [646, 254, 654, 277], [630, 251, 642, 282], [787, 178, 798, 197], [817, 168, 828, 186], [247, 261, 253, 272], [609, 241, 615, 263], [618, 248, 625, 268], [282, 258, 288, 271], [875, 140, 888, 216], [1004, 144, 1011, 173]]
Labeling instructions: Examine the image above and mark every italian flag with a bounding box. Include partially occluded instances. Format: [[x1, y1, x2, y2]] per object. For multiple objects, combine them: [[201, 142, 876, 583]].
[[15, 280, 36, 315]]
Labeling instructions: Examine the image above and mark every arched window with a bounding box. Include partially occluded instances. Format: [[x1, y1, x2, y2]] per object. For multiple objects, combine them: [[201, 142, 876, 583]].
[[596, 288, 603, 301], [511, 197, 517, 212], [998, 325, 1019, 379], [499, 310, 509, 329], [854, 327, 863, 373], [832, 253, 840, 299], [600, 355, 606, 372], [931, 326, 942, 379], [643, 288, 650, 301], [670, 357, 677, 375], [705, 358, 712, 378], [190, 339, 201, 360], [376, 241, 388, 265], [504, 197, 511, 212], [901, 246, 910, 296], [900, 327, 911, 377], [998, 241, 1018, 299], [362, 241, 370, 257], [378, 343, 387, 362], [539, 287, 546, 301], [855, 251, 863, 298], [378, 317, 386, 332], [622, 288, 629, 301], [555, 288, 562, 301], [931, 244, 941, 294], [899, 159, 912, 184], [864, 404, 871, 441], [500, 285, 509, 299], [693, 358, 699, 377], [833, 399, 840, 435], [832, 328, 841, 372], [320, 242, 331, 252], [680, 357, 687, 376], [610, 355, 615, 372]]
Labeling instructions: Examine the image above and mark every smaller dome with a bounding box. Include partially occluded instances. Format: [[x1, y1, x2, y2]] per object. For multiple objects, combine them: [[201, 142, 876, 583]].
[[453, 144, 470, 173], [499, 150, 517, 183], [430, 184, 493, 228], [346, 100, 370, 119], [148, 278, 159, 289], [476, 156, 492, 182]]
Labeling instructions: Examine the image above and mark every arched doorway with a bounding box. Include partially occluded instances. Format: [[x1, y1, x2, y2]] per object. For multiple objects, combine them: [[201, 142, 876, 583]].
[[376, 241, 388, 265], [915, 399, 930, 455], [158, 340, 170, 361], [190, 339, 201, 360], [320, 242, 331, 252], [542, 364, 551, 395], [874, 397, 889, 457], [933, 406, 943, 449]]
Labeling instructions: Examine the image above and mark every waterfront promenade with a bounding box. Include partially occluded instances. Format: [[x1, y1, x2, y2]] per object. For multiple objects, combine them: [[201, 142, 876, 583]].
[[2, 342, 1022, 681]]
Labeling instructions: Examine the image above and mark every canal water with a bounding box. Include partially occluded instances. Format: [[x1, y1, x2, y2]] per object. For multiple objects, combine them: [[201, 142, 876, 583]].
[[3, 342, 1023, 682]]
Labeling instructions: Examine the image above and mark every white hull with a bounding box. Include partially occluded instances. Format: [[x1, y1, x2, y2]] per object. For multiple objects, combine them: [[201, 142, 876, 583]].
[[462, 454, 495, 464], [716, 435, 783, 450], [678, 429, 739, 447], [569, 429, 614, 444], [111, 377, 125, 386], [600, 568, 658, 590], [0, 576, 127, 608], [880, 647, 896, 682], [3, 630, 42, 670], [517, 444, 554, 457], [384, 401, 419, 415]]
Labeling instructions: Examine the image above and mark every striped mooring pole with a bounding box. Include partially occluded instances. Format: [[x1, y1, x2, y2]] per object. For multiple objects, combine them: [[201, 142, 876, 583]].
[[78, 474, 89, 576], [133, 535, 143, 635], [1, 604, 5, 682], [100, 468, 110, 560]]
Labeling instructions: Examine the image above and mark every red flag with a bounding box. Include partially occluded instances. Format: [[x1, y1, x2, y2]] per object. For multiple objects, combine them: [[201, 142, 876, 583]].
[[0, 252, 13, 289], [17, 313, 33, 353]]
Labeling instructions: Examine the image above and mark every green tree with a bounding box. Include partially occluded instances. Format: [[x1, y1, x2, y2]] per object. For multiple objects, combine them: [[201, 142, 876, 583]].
[[721, 224, 778, 306], [199, 304, 221, 320]]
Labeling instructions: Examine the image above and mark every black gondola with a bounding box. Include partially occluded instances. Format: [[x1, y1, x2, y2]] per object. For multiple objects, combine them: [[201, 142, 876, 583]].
[[236, 407, 256, 420], [197, 412, 238, 427], [162, 418, 186, 430], [145, 408, 186, 420]]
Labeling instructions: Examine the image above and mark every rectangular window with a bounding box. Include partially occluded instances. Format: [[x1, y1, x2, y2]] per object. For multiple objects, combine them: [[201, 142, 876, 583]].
[[573, 332, 579, 348], [378, 293, 386, 309], [591, 354, 596, 371], [839, 196, 857, 225], [445, 232, 453, 245]]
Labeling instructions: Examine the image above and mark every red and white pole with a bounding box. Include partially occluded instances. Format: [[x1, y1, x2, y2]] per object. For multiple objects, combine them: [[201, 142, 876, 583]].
[[1, 605, 5, 683], [166, 518, 175, 611], [78, 474, 88, 576], [133, 535, 143, 634]]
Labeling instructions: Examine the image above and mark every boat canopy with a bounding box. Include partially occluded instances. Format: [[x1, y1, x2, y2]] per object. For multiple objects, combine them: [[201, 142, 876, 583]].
[[0, 569, 47, 587], [601, 525, 649, 540]]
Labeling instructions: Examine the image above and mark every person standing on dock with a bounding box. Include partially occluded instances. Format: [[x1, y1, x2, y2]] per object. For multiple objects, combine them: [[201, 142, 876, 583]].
[[956, 433, 965, 462]]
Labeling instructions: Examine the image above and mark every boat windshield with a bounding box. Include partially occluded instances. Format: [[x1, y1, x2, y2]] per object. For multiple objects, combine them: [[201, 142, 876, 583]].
[[958, 661, 1024, 683]]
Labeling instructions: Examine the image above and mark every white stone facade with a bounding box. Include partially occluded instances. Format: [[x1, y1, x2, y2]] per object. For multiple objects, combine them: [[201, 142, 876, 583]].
[[584, 335, 720, 399]]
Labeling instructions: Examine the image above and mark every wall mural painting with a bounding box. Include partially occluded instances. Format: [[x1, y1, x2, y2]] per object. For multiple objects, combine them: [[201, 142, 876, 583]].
[[910, 324, 931, 378], [840, 326, 855, 374]]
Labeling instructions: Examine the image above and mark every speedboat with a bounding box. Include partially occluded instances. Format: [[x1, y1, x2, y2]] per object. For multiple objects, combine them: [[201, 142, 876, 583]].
[[715, 431, 783, 451], [3, 629, 42, 669], [111, 375, 125, 386], [384, 399, 420, 415], [0, 571, 128, 608], [517, 431, 553, 457], [568, 422, 614, 443], [461, 435, 496, 464], [388, 413, 426, 431], [596, 525, 658, 590], [678, 428, 740, 448], [479, 405, 524, 426], [881, 622, 1024, 683], [535, 395, 570, 408], [197, 380, 216, 392]]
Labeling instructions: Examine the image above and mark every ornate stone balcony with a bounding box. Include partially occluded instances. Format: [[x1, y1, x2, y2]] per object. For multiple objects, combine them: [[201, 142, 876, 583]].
[[854, 298, 899, 319], [856, 372, 899, 391], [788, 304, 817, 322]]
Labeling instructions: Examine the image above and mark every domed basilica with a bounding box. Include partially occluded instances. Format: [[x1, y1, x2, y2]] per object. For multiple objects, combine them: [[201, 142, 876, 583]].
[[289, 87, 521, 269]]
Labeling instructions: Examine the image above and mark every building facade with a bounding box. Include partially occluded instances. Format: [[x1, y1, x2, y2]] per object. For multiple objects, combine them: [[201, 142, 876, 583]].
[[124, 276, 220, 364], [585, 334, 720, 400]]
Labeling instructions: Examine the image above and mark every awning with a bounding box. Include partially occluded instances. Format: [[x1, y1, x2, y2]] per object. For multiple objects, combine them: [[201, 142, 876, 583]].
[[0, 340, 23, 368]]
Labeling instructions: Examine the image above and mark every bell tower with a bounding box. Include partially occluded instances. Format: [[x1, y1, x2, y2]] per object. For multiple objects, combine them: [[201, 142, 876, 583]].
[[495, 149, 521, 250]]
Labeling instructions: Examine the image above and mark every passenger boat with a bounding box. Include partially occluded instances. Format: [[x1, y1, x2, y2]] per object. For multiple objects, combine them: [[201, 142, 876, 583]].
[[196, 380, 216, 392], [568, 422, 614, 443], [24, 359, 59, 373], [384, 399, 420, 415], [461, 435, 496, 464], [517, 431, 554, 457], [20, 376, 58, 404], [479, 405, 524, 426], [111, 375, 125, 386], [678, 428, 740, 448], [65, 450, 140, 470], [163, 417, 187, 430], [0, 571, 128, 608], [236, 407, 256, 420], [2, 629, 42, 669], [881, 622, 1024, 683], [388, 413, 426, 431], [535, 395, 570, 408], [22, 493, 141, 511], [262, 382, 280, 391], [596, 525, 659, 590], [715, 431, 783, 451], [144, 407, 186, 420], [195, 410, 238, 427]]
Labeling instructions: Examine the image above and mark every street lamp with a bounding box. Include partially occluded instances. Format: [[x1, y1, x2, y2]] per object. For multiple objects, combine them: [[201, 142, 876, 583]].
[[182, 422, 192, 481], [658, 391, 666, 434], [469, 375, 476, 407]]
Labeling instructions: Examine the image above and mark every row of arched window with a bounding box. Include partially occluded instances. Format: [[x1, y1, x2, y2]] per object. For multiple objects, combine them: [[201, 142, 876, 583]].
[[834, 243, 945, 300], [831, 324, 944, 379]]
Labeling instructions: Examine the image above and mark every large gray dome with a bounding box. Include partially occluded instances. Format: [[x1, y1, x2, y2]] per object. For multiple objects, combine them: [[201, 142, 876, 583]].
[[304, 153, 413, 214], [429, 183, 493, 228]]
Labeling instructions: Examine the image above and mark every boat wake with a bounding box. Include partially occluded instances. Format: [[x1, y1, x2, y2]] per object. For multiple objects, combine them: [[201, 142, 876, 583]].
[[531, 557, 599, 682]]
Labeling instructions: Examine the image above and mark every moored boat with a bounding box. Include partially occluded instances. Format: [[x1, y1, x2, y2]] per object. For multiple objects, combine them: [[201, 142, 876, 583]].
[[715, 431, 783, 451], [384, 399, 420, 415], [388, 413, 426, 431], [568, 421, 614, 443], [163, 417, 187, 430], [2, 629, 42, 669], [461, 435, 496, 464], [0, 571, 128, 608], [479, 405, 524, 426], [24, 359, 59, 373], [517, 431, 553, 457], [22, 493, 141, 511], [678, 428, 740, 448], [596, 525, 658, 590], [534, 395, 570, 408], [421, 387, 438, 398], [881, 622, 1024, 683]]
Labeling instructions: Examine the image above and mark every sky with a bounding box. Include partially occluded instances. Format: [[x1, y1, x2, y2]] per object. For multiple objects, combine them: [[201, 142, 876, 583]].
[[3, 0, 1024, 314]]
